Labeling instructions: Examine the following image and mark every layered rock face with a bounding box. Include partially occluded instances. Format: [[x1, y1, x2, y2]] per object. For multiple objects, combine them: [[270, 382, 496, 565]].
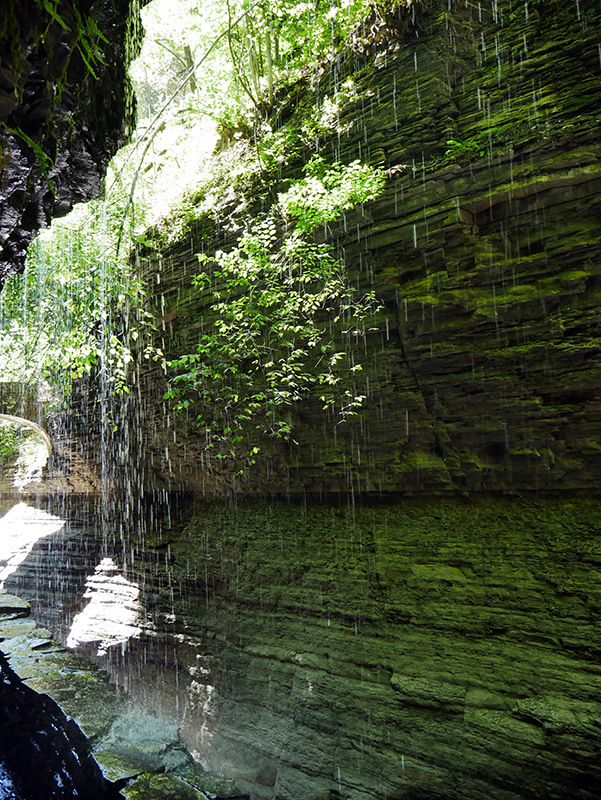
[[127, 0, 601, 497], [0, 0, 144, 285], [156, 497, 601, 800], [15, 495, 599, 800], [63, 2, 601, 796]]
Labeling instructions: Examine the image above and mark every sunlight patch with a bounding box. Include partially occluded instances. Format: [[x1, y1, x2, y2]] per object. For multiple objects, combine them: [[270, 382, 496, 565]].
[[67, 557, 144, 656], [0, 502, 66, 587]]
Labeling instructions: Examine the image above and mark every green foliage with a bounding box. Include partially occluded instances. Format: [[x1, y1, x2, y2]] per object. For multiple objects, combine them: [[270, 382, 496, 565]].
[[0, 0, 112, 92], [280, 155, 387, 233], [0, 197, 153, 405], [0, 0, 384, 426], [255, 123, 303, 173], [164, 159, 386, 460], [71, 13, 109, 80], [34, 0, 110, 81], [131, 0, 375, 140], [443, 137, 487, 163], [39, 0, 70, 31], [0, 421, 23, 462]]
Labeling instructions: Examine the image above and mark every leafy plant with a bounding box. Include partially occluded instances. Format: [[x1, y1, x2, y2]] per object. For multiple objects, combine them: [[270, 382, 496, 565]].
[[0, 421, 23, 462], [281, 155, 386, 233], [164, 158, 386, 462], [444, 137, 487, 162], [0, 0, 386, 426], [0, 195, 153, 407], [130, 0, 376, 141]]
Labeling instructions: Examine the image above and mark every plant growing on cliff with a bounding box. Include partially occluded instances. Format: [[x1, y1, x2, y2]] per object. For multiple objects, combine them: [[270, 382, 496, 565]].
[[131, 0, 375, 133], [164, 158, 386, 461]]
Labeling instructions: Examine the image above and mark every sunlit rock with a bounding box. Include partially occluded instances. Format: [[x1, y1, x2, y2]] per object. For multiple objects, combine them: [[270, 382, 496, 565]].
[[67, 558, 145, 656], [0, 502, 65, 586]]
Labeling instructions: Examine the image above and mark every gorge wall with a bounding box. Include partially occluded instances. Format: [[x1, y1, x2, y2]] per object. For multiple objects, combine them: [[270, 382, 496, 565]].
[[110, 0, 601, 498], [0, 0, 144, 285], [77, 1, 600, 797], [8, 493, 601, 800], [6, 1, 601, 800]]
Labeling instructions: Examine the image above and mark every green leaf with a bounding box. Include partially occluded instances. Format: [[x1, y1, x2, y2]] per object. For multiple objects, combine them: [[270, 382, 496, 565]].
[[41, 0, 71, 30]]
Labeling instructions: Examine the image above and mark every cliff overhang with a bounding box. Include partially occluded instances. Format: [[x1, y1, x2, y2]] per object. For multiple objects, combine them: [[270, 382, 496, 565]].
[[0, 0, 146, 285]]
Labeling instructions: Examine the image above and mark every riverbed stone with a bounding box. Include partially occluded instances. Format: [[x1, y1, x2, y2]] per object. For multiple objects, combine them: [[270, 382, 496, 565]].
[[0, 590, 30, 616]]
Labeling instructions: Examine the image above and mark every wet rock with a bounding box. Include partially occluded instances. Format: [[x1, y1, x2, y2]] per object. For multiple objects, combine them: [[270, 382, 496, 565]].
[[0, 649, 121, 799], [94, 712, 191, 781], [0, 512, 248, 800], [0, 0, 146, 286], [0, 590, 30, 617], [73, 496, 601, 800]]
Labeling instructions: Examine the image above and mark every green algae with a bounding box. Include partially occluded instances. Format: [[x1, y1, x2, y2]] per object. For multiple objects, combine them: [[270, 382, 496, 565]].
[[122, 774, 204, 800]]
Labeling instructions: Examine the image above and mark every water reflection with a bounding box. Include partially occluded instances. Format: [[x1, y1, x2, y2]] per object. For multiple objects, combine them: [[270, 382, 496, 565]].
[[67, 557, 144, 656]]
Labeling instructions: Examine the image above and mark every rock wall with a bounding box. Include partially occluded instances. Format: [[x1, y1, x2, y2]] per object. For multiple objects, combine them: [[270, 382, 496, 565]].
[[10, 2, 601, 800], [20, 495, 599, 800], [0, 0, 145, 285], [1, 552, 246, 800], [0, 598, 121, 800], [128, 0, 601, 498]]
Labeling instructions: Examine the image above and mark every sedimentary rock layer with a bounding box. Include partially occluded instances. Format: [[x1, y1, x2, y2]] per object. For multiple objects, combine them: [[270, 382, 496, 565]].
[[43, 496, 601, 800], [0, 508, 248, 800], [123, 0, 601, 497]]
